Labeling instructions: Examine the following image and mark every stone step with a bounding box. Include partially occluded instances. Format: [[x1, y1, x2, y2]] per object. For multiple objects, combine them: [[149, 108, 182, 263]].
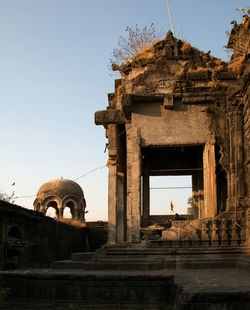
[[0, 270, 176, 309], [71, 252, 95, 261], [99, 253, 240, 261], [52, 255, 238, 271], [101, 247, 244, 257], [52, 260, 175, 270]]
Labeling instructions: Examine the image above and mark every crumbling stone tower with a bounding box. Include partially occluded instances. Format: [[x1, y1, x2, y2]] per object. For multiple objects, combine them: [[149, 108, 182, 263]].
[[95, 19, 249, 245]]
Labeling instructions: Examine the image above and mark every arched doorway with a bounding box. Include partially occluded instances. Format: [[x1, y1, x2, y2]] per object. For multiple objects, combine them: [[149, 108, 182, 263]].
[[6, 226, 23, 269], [46, 201, 59, 218], [63, 206, 72, 219], [64, 200, 76, 219]]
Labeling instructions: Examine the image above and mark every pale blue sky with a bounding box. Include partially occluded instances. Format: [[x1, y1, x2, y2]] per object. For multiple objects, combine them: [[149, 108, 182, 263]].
[[0, 0, 248, 220]]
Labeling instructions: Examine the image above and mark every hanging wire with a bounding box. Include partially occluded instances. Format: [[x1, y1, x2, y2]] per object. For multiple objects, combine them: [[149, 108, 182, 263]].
[[13, 194, 37, 199], [73, 165, 106, 181], [150, 186, 192, 189], [13, 129, 127, 200], [14, 164, 107, 200]]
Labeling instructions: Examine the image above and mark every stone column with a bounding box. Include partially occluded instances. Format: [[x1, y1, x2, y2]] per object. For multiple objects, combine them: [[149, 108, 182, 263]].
[[107, 124, 118, 244], [245, 208, 250, 247], [126, 123, 141, 243], [142, 173, 150, 226], [108, 163, 117, 243], [116, 172, 125, 243], [192, 173, 199, 219], [203, 135, 217, 218], [226, 106, 244, 211], [198, 170, 204, 219], [58, 205, 64, 218]]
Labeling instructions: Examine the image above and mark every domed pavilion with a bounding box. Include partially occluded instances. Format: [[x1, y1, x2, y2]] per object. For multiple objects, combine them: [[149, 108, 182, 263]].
[[33, 178, 86, 221]]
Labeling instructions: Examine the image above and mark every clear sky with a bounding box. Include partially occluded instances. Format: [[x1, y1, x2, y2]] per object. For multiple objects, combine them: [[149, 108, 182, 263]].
[[0, 0, 248, 220]]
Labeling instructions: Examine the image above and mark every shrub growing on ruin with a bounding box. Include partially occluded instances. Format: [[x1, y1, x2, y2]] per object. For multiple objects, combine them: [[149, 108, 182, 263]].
[[0, 190, 15, 203], [110, 23, 164, 68]]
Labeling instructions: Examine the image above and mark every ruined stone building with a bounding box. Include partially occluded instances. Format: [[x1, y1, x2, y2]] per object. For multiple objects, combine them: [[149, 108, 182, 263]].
[[96, 19, 250, 245], [0, 17, 250, 310]]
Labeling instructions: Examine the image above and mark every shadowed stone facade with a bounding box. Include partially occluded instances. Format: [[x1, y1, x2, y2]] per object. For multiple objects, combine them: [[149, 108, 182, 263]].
[[95, 19, 250, 245]]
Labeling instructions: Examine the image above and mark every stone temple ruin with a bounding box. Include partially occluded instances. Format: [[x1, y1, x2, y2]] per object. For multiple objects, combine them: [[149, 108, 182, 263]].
[[95, 21, 250, 247], [0, 16, 250, 310]]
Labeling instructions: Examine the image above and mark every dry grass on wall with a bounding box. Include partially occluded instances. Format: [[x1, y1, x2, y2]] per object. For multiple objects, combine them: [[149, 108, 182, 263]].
[[56, 218, 86, 228]]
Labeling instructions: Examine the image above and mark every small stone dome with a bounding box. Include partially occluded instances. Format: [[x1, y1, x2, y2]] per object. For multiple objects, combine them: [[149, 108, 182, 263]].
[[34, 178, 86, 221], [37, 178, 84, 201]]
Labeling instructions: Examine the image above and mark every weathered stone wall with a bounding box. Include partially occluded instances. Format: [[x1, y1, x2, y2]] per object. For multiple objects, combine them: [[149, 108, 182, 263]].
[[0, 201, 107, 269], [226, 17, 250, 245], [132, 101, 210, 146]]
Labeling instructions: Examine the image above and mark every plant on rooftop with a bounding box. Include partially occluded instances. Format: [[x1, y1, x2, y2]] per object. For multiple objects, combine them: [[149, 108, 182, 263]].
[[110, 23, 164, 68], [236, 7, 250, 23], [56, 218, 86, 228], [0, 190, 15, 204]]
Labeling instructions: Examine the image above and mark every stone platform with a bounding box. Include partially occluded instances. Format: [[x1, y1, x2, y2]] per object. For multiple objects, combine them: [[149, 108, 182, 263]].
[[1, 268, 250, 309], [1, 245, 250, 309]]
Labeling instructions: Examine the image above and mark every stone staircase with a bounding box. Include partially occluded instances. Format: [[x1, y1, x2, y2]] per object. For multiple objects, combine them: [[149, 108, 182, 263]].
[[51, 242, 249, 271], [2, 243, 250, 309]]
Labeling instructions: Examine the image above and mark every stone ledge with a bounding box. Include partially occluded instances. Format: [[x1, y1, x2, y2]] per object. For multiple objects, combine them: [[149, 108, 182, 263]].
[[95, 109, 126, 125]]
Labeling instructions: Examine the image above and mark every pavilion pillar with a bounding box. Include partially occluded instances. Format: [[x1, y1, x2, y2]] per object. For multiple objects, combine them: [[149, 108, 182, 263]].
[[108, 163, 117, 243]]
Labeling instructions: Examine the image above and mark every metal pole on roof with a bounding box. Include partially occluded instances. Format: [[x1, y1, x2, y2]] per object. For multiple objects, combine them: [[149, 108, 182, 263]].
[[166, 0, 175, 37]]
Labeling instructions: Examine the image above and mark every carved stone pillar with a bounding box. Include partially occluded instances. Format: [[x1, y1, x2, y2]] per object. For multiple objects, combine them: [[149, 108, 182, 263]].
[[126, 123, 141, 243], [245, 208, 250, 247], [107, 124, 118, 244], [192, 173, 199, 219], [108, 163, 117, 243], [226, 106, 244, 211], [142, 173, 150, 227], [203, 135, 217, 218], [116, 171, 125, 243]]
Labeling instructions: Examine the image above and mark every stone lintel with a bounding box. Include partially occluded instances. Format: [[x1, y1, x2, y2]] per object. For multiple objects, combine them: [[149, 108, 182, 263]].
[[214, 71, 238, 81], [95, 110, 126, 125], [182, 94, 215, 104], [121, 94, 164, 119], [186, 70, 212, 81], [131, 94, 164, 103]]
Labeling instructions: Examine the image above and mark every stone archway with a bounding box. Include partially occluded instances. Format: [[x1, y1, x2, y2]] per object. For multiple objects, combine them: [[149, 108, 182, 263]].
[[6, 226, 23, 269]]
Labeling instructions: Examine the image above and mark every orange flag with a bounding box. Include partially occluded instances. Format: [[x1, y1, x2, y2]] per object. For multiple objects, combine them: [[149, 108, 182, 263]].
[[170, 201, 174, 213]]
